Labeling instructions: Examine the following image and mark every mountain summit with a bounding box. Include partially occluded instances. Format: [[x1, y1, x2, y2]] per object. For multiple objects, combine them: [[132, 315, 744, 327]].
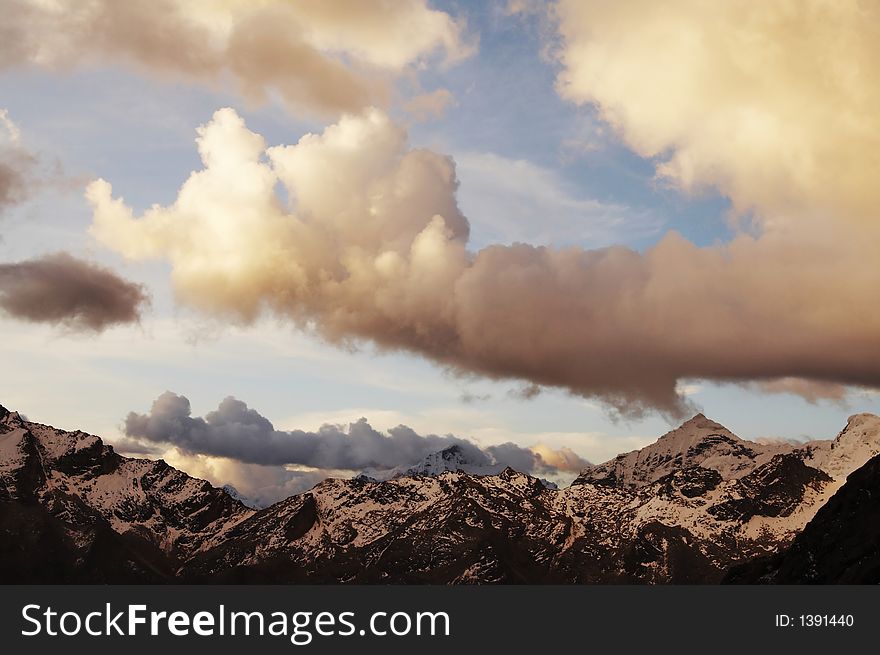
[[405, 444, 483, 476], [572, 412, 858, 489]]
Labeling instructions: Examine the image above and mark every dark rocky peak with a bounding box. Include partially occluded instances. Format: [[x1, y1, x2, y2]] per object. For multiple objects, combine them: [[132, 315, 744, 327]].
[[0, 404, 24, 429], [439, 444, 465, 458]]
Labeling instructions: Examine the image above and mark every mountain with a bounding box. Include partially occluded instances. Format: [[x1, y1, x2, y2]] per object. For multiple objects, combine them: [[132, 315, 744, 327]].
[[222, 484, 261, 509], [401, 444, 558, 489], [725, 451, 880, 584], [405, 444, 491, 476], [799, 413, 880, 480], [2, 402, 879, 583], [574, 413, 792, 488], [0, 405, 252, 582]]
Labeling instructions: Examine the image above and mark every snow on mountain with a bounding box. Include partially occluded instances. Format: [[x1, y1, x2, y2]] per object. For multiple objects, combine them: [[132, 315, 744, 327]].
[[405, 444, 489, 476], [222, 484, 262, 509], [1, 403, 253, 581], [4, 403, 880, 583], [799, 413, 880, 480], [361, 444, 559, 489], [353, 444, 490, 482], [727, 450, 880, 583], [574, 413, 791, 488], [572, 411, 880, 491], [0, 407, 28, 474]]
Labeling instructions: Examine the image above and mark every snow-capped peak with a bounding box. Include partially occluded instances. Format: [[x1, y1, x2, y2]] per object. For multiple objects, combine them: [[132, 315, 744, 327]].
[[405, 444, 480, 476], [222, 484, 261, 509], [574, 413, 789, 488], [801, 412, 880, 480]]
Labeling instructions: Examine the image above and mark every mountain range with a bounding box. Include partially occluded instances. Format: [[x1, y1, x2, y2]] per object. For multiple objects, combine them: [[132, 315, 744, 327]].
[[1, 403, 878, 583]]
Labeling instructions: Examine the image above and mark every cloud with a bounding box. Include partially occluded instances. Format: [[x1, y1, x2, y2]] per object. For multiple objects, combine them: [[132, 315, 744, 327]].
[[0, 252, 148, 331], [553, 0, 880, 226], [0, 109, 39, 216], [122, 391, 584, 482], [88, 106, 880, 419], [460, 391, 491, 404], [0, 0, 470, 117], [750, 378, 849, 406], [508, 384, 542, 401], [141, 447, 329, 508], [530, 444, 589, 472], [124, 391, 474, 469], [403, 88, 455, 121]]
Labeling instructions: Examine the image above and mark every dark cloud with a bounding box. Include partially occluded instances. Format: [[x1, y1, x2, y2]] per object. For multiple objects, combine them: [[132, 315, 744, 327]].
[[123, 392, 584, 476], [485, 442, 540, 473], [0, 252, 149, 331], [507, 384, 542, 401]]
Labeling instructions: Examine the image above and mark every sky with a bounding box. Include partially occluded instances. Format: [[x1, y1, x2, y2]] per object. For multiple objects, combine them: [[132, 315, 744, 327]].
[[2, 0, 880, 504]]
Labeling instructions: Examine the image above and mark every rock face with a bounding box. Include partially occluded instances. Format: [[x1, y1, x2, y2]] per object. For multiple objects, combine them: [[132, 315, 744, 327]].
[[2, 403, 879, 583], [0, 405, 252, 582], [725, 451, 880, 584]]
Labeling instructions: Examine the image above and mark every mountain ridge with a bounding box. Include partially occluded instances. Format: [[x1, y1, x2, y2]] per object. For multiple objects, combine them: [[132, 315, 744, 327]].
[[2, 403, 879, 583]]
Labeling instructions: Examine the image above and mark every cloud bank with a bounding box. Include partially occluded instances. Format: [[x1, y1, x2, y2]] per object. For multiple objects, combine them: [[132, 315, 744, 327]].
[[88, 97, 880, 417], [123, 391, 587, 478], [0, 252, 148, 331], [1, 0, 470, 116]]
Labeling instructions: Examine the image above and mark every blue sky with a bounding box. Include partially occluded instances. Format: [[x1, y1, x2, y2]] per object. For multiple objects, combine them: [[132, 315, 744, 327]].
[[2, 1, 878, 499]]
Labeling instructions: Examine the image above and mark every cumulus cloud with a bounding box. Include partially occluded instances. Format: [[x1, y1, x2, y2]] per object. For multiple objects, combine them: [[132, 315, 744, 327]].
[[0, 252, 148, 331], [553, 0, 880, 225], [123, 391, 579, 478], [0, 0, 469, 116], [126, 392, 465, 469], [86, 104, 880, 417]]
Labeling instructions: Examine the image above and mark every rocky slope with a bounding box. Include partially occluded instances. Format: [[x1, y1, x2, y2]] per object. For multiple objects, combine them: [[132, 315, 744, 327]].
[[2, 403, 879, 583], [0, 405, 252, 582], [725, 451, 880, 584], [574, 414, 789, 487]]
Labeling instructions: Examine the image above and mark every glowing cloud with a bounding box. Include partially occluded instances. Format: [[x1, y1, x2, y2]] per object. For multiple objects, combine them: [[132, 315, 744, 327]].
[[87, 108, 880, 417], [553, 0, 880, 225]]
